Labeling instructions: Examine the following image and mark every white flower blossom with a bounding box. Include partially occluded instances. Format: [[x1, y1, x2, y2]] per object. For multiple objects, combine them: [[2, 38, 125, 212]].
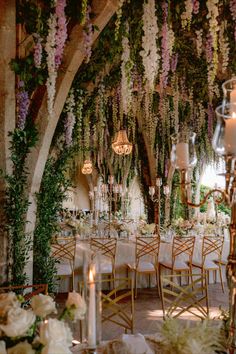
[[140, 0, 160, 92], [121, 27, 133, 115], [45, 13, 57, 116], [219, 21, 229, 73], [195, 29, 203, 57], [31, 294, 57, 318]]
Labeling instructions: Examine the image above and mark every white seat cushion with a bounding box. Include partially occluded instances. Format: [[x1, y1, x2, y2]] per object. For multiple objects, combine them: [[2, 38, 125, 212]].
[[96, 261, 113, 274], [55, 263, 72, 276], [160, 260, 189, 270], [137, 261, 155, 272]]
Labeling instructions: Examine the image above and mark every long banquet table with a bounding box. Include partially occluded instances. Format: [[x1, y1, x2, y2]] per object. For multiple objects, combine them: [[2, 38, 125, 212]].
[[65, 234, 230, 291]]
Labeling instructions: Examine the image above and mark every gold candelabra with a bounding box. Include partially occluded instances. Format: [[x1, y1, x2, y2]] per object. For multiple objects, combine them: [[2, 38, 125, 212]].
[[171, 78, 236, 353]]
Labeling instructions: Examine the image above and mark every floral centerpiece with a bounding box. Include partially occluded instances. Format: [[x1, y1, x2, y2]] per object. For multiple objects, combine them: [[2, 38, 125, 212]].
[[172, 218, 193, 237], [0, 291, 86, 354], [138, 223, 156, 236]]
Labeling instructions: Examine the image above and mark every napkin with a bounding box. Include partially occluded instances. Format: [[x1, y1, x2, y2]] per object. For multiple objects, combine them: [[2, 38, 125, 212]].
[[105, 333, 154, 354]]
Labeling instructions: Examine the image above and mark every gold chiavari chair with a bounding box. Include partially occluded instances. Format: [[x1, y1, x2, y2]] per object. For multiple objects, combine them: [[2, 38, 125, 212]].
[[159, 236, 195, 285], [51, 235, 76, 291], [191, 235, 225, 292], [101, 277, 134, 335], [90, 238, 117, 284], [127, 236, 160, 298], [160, 272, 209, 320], [0, 284, 48, 302]]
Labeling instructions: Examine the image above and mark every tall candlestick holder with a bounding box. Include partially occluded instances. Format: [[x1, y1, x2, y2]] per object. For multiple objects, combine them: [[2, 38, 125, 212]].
[[170, 78, 236, 353], [149, 177, 162, 234]]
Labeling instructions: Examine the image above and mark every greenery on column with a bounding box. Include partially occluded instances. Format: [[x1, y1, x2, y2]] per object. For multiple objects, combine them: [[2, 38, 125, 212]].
[[33, 147, 74, 292], [4, 126, 37, 285]]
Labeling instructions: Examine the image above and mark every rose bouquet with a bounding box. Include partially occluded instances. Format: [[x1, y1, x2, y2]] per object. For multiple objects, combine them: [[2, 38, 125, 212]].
[[0, 291, 86, 354]]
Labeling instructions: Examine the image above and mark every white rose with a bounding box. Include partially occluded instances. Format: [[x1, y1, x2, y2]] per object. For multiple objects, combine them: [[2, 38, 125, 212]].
[[41, 342, 72, 354], [0, 341, 7, 354], [31, 294, 57, 318], [65, 291, 87, 321], [0, 292, 20, 318], [39, 319, 72, 347], [0, 308, 35, 337], [7, 341, 35, 354]]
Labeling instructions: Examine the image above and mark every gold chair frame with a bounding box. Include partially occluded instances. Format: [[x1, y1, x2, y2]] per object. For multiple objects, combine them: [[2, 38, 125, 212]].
[[128, 236, 160, 298], [159, 236, 195, 285], [192, 235, 225, 292], [100, 277, 134, 334], [90, 238, 117, 281], [0, 283, 48, 301], [160, 272, 209, 320], [51, 236, 76, 291]]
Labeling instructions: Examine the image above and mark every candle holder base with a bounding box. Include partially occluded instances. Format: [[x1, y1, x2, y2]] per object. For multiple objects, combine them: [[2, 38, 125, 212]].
[[84, 347, 97, 354]]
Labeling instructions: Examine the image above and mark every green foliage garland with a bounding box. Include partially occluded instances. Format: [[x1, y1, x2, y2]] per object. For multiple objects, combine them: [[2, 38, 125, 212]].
[[4, 126, 38, 286]]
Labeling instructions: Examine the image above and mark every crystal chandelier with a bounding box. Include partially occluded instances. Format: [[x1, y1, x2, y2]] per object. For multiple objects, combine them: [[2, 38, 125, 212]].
[[81, 160, 92, 174], [112, 129, 133, 155]]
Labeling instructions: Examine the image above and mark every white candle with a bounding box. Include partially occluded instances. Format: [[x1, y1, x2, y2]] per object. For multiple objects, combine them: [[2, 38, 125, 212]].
[[230, 88, 236, 115], [176, 142, 189, 169], [225, 112, 236, 155], [88, 266, 96, 348], [149, 186, 155, 197]]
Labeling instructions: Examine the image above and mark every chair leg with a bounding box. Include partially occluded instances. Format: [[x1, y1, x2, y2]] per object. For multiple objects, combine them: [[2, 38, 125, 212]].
[[218, 265, 225, 293], [155, 269, 161, 298], [135, 271, 138, 299]]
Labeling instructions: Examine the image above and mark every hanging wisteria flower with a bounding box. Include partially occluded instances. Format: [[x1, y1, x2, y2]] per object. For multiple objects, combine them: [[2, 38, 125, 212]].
[[181, 0, 193, 29], [195, 29, 203, 57], [230, 0, 236, 41], [64, 90, 76, 146], [115, 0, 125, 41], [16, 81, 30, 130], [121, 26, 133, 116], [45, 13, 57, 116], [33, 34, 42, 69], [80, 0, 88, 25], [140, 0, 160, 92], [205, 33, 213, 63], [207, 103, 214, 140], [55, 0, 67, 69], [206, 0, 219, 99], [83, 5, 93, 63], [219, 21, 229, 73], [160, 2, 171, 90], [170, 53, 178, 72]]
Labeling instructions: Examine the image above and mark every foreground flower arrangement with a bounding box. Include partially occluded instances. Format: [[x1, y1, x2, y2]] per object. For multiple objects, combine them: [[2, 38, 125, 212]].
[[0, 291, 86, 354]]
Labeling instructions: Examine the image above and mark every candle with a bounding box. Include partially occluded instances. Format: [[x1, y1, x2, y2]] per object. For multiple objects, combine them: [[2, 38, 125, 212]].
[[156, 177, 162, 187], [149, 186, 155, 197], [225, 112, 236, 155], [230, 87, 236, 115], [88, 266, 96, 348], [175, 142, 189, 169]]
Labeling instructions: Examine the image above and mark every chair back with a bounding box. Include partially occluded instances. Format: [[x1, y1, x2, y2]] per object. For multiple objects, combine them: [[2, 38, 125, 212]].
[[160, 272, 209, 320], [136, 236, 160, 268], [90, 238, 117, 267], [0, 283, 48, 301], [100, 277, 134, 335], [172, 236, 195, 267], [202, 236, 224, 265], [51, 236, 76, 268]]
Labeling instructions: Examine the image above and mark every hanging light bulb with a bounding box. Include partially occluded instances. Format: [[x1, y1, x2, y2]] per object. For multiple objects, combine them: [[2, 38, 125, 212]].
[[111, 129, 133, 155], [81, 160, 93, 174]]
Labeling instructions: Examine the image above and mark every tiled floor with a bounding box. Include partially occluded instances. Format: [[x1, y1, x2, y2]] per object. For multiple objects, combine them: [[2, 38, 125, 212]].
[[57, 282, 229, 343]]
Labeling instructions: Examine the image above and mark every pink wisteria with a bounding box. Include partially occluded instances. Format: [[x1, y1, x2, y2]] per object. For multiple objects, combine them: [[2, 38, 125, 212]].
[[33, 35, 42, 69], [160, 2, 170, 90], [55, 0, 68, 69]]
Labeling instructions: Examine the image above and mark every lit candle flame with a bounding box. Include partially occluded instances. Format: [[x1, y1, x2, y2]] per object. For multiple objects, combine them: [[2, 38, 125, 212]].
[[89, 267, 95, 282], [232, 112, 236, 119]]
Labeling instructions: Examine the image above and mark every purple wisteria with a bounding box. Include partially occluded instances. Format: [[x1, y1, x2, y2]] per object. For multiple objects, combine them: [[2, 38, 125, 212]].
[[192, 0, 200, 14], [229, 0, 236, 41], [55, 0, 67, 69], [33, 35, 42, 68], [83, 5, 93, 63], [160, 2, 170, 90], [16, 81, 30, 130]]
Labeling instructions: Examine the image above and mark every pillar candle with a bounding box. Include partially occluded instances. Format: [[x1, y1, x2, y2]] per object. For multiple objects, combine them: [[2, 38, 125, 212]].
[[176, 142, 189, 169], [225, 114, 236, 155], [88, 266, 96, 348]]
